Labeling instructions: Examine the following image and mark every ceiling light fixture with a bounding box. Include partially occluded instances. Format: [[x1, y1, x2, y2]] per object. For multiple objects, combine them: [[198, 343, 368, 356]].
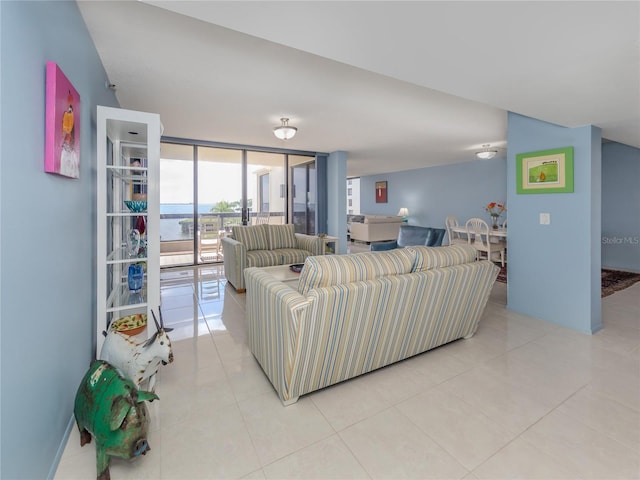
[[476, 144, 498, 160], [273, 117, 297, 140]]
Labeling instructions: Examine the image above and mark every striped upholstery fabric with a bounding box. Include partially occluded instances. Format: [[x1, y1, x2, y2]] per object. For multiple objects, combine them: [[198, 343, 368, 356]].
[[409, 244, 477, 272], [221, 237, 246, 291], [247, 249, 310, 268], [297, 249, 415, 295], [245, 253, 499, 405], [295, 233, 325, 256], [222, 231, 324, 291], [268, 224, 297, 250], [246, 250, 281, 268], [245, 267, 312, 403], [287, 261, 498, 401], [275, 249, 311, 264], [232, 225, 269, 251]]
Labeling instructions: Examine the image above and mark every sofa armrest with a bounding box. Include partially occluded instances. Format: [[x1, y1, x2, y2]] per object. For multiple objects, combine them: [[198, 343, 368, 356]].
[[222, 236, 247, 291], [295, 233, 324, 256], [244, 267, 311, 404]]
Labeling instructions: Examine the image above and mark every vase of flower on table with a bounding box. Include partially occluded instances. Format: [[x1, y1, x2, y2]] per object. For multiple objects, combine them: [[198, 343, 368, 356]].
[[485, 202, 506, 229]]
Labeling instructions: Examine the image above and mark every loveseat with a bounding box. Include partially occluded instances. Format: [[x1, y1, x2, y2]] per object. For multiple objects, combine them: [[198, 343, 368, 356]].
[[244, 244, 498, 405], [370, 225, 446, 250], [348, 214, 403, 242], [222, 224, 324, 292]]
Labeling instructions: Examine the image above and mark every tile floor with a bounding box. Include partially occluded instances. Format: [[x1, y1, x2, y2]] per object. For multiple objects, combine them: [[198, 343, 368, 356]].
[[55, 263, 640, 480]]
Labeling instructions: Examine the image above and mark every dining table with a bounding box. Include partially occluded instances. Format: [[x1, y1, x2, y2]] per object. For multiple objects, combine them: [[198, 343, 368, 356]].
[[450, 225, 507, 239]]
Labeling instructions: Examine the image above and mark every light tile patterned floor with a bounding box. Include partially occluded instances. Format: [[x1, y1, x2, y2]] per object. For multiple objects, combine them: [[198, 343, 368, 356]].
[[55, 262, 640, 480]]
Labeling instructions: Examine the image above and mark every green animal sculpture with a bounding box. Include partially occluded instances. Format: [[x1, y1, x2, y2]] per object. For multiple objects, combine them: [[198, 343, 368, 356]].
[[74, 360, 158, 480]]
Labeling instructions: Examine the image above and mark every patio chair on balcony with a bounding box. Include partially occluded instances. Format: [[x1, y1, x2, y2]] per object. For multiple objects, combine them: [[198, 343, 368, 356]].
[[254, 211, 270, 225], [198, 218, 222, 262]]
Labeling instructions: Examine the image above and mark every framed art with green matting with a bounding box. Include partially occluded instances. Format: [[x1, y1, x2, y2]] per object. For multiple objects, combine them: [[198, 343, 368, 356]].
[[516, 146, 574, 194]]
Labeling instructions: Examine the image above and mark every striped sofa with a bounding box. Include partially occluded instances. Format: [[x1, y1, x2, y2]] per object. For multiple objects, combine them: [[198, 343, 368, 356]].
[[222, 224, 324, 292], [245, 244, 499, 405]]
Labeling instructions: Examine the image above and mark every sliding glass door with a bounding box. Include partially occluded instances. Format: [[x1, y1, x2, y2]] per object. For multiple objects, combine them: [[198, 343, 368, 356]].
[[196, 147, 243, 265], [159, 143, 194, 268], [195, 149, 288, 264], [160, 141, 318, 267]]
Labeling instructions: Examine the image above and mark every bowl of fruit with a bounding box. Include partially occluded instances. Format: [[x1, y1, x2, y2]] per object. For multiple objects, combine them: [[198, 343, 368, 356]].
[[110, 314, 147, 336]]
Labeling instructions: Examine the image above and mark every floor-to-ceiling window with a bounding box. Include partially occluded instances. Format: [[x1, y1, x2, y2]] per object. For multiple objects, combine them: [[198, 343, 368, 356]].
[[247, 151, 287, 225], [196, 146, 243, 265], [160, 139, 319, 267], [159, 143, 194, 267], [290, 155, 317, 235]]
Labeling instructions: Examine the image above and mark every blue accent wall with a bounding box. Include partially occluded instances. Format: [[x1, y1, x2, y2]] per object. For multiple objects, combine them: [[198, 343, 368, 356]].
[[0, 2, 118, 478], [327, 151, 348, 253], [602, 142, 640, 272], [359, 156, 507, 232], [506, 112, 602, 334]]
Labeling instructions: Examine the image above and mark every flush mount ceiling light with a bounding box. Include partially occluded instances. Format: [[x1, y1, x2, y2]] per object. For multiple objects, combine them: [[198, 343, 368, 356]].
[[476, 144, 498, 160], [273, 117, 297, 140]]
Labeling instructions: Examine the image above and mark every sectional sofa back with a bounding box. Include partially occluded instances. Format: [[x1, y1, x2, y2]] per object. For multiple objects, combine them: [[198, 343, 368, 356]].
[[298, 248, 415, 294], [361, 215, 403, 224], [298, 244, 477, 294]]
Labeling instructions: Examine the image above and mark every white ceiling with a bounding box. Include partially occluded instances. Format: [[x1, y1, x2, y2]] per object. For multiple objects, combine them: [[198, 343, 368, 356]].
[[77, 1, 639, 177]]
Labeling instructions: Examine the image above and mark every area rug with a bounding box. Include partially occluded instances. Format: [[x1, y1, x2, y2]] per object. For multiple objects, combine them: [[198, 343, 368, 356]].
[[494, 264, 640, 298], [601, 269, 640, 297]]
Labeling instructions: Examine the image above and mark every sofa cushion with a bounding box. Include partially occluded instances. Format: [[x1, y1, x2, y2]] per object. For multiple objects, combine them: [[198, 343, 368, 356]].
[[275, 248, 310, 265], [233, 225, 269, 251], [298, 248, 415, 295], [408, 244, 477, 272], [268, 224, 297, 250], [246, 249, 280, 268]]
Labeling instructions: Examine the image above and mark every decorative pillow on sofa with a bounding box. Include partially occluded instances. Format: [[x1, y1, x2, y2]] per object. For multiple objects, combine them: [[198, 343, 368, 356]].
[[268, 224, 297, 250], [232, 225, 269, 251], [298, 248, 415, 295], [408, 244, 477, 272]]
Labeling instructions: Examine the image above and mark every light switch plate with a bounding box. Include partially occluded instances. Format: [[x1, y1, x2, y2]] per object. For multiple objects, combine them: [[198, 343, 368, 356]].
[[540, 213, 551, 225]]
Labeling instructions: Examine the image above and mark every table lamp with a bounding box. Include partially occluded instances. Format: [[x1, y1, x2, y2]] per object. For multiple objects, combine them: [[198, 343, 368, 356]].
[[398, 207, 409, 223]]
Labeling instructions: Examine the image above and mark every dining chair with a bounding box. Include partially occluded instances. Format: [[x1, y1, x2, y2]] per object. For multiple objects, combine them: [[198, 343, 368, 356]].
[[494, 218, 508, 250], [445, 215, 467, 246], [465, 217, 506, 267]]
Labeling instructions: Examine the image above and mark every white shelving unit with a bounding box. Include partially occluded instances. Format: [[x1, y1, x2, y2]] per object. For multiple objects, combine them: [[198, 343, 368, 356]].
[[96, 106, 161, 355]]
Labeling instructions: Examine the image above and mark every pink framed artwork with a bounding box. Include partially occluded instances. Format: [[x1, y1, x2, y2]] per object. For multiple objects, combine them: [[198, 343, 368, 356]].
[[45, 61, 80, 178]]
